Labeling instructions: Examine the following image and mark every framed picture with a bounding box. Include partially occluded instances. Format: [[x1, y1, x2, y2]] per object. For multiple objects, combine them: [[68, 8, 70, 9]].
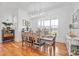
[[73, 9, 79, 23], [72, 9, 79, 29]]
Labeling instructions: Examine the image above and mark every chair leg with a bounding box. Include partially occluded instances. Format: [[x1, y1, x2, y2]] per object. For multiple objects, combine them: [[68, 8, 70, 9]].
[[25, 41, 28, 46], [40, 46, 43, 52], [43, 44, 48, 53], [28, 43, 30, 46], [42, 45, 45, 53], [53, 44, 55, 56], [22, 41, 24, 47], [39, 46, 42, 51], [49, 46, 52, 56]]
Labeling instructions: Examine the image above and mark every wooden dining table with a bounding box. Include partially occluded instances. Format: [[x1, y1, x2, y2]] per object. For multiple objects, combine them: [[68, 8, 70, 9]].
[[22, 31, 56, 56]]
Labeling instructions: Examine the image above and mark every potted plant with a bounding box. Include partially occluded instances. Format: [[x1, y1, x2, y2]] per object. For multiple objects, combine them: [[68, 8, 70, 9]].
[[69, 24, 73, 34], [25, 20, 31, 31], [2, 21, 13, 30]]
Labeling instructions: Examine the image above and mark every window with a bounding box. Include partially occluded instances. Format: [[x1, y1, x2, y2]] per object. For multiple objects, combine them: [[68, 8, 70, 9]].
[[38, 19, 58, 29], [51, 19, 58, 28], [38, 20, 43, 27], [44, 20, 50, 27]]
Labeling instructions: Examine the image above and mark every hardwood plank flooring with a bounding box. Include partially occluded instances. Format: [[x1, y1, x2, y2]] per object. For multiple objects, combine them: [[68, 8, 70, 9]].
[[0, 42, 68, 56]]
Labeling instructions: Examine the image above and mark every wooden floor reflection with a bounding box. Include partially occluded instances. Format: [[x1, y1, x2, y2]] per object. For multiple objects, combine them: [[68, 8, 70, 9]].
[[0, 42, 68, 56]]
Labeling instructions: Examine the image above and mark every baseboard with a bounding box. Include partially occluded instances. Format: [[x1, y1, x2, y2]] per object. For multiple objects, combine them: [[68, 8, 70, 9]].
[[14, 39, 22, 42], [56, 40, 65, 43]]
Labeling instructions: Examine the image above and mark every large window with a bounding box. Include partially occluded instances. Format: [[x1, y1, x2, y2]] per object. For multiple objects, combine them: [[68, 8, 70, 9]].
[[38, 19, 58, 29], [44, 20, 50, 27], [51, 19, 58, 28], [38, 20, 43, 27]]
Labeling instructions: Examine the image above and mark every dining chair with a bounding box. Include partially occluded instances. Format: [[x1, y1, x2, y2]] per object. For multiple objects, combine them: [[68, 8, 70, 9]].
[[52, 33, 57, 56], [26, 32, 33, 47], [22, 32, 27, 47], [32, 33, 45, 52], [43, 33, 57, 56], [49, 33, 57, 56]]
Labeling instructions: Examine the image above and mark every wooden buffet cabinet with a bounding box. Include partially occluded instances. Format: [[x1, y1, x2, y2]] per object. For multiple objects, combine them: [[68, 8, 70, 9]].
[[2, 28, 15, 42]]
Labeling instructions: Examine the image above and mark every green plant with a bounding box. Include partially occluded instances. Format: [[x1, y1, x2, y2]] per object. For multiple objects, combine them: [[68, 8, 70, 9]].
[[73, 48, 77, 55], [2, 22, 13, 26], [25, 20, 31, 31]]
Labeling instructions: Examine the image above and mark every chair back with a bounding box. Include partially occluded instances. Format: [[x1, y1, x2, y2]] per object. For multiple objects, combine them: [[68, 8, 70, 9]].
[[52, 33, 57, 45], [22, 32, 30, 41], [22, 32, 26, 41]]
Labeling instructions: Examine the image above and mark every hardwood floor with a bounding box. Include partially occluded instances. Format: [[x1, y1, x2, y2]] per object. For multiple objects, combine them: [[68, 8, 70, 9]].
[[0, 42, 68, 56]]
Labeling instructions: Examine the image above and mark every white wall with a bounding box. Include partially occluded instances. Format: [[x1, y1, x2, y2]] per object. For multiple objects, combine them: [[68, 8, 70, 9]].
[[15, 8, 30, 42]]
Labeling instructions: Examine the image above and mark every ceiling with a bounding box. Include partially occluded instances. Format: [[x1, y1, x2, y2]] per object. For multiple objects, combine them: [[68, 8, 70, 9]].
[[0, 2, 74, 16]]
